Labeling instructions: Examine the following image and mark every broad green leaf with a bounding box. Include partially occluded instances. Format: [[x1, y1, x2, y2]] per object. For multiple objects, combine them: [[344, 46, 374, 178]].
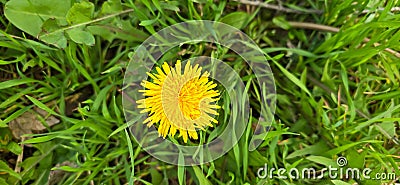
[[149, 168, 163, 185], [66, 28, 95, 46], [346, 149, 366, 169], [86, 25, 116, 42], [39, 18, 67, 48], [66, 1, 94, 24], [4, 0, 71, 36], [376, 121, 395, 139], [101, 0, 122, 14]]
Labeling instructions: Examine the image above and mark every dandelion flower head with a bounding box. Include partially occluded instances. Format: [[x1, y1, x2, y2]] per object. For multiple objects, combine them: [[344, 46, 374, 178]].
[[137, 60, 220, 143]]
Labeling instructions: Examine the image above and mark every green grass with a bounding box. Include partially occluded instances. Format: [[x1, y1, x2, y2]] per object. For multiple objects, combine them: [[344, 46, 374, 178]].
[[1, 0, 400, 184]]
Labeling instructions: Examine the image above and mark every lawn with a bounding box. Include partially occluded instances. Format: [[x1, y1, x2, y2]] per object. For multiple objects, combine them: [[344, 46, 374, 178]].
[[0, 0, 399, 184]]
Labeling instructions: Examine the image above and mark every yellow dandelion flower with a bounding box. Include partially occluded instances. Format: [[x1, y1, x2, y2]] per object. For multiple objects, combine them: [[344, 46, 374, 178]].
[[137, 60, 220, 143]]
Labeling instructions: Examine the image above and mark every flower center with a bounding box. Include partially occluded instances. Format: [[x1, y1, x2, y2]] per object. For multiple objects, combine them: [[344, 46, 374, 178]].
[[178, 79, 202, 120]]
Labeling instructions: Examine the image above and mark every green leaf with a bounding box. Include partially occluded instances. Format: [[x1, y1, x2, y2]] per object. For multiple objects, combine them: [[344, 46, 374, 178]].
[[376, 121, 395, 139], [66, 1, 94, 24], [149, 168, 163, 185], [0, 106, 32, 126], [346, 149, 366, 169], [263, 47, 318, 58], [92, 85, 113, 112], [51, 166, 81, 172], [140, 18, 158, 26], [0, 54, 26, 65], [23, 135, 58, 144], [4, 0, 71, 36], [177, 151, 185, 185], [325, 140, 383, 156], [25, 95, 60, 116], [124, 129, 135, 185], [353, 103, 400, 132], [248, 150, 269, 167], [375, 102, 396, 139], [0, 177, 9, 185], [306, 156, 338, 167], [108, 120, 133, 138], [86, 25, 116, 42], [286, 141, 329, 159], [160, 2, 180, 12], [220, 12, 250, 29], [0, 78, 37, 90], [192, 166, 212, 185], [6, 142, 22, 155], [272, 16, 291, 30], [101, 0, 122, 15], [271, 59, 312, 96], [22, 59, 39, 72], [66, 28, 95, 46], [87, 20, 149, 42], [0, 122, 7, 128], [0, 128, 12, 145], [0, 86, 35, 109], [39, 9, 134, 47], [331, 180, 352, 185], [0, 160, 21, 180], [39, 18, 67, 48], [68, 120, 111, 139]]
